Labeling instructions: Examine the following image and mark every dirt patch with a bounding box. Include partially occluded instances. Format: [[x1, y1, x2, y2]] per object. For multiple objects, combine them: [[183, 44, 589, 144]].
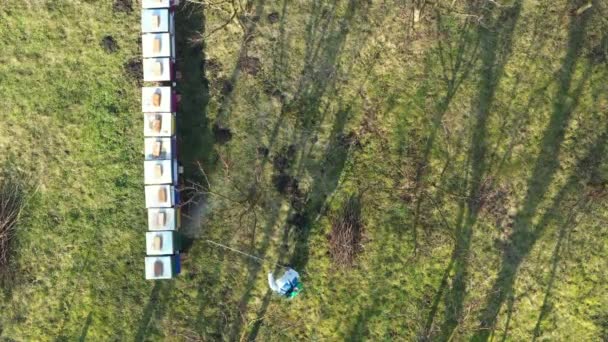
[[272, 145, 296, 172], [212, 124, 233, 144], [272, 173, 299, 196], [478, 181, 511, 221], [206, 58, 222, 75], [588, 42, 607, 64], [268, 12, 280, 24], [263, 80, 286, 102], [239, 56, 261, 76], [113, 0, 133, 13], [101, 36, 119, 53], [219, 78, 233, 96], [257, 146, 269, 158], [336, 131, 361, 148], [239, 13, 260, 24], [288, 211, 308, 231], [124, 57, 143, 83]]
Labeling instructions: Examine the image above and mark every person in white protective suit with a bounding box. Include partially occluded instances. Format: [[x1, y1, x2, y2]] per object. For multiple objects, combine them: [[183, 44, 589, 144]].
[[267, 268, 301, 298]]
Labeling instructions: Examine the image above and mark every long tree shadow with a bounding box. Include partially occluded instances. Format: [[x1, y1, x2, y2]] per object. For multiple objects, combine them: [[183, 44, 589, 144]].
[[77, 311, 93, 342], [134, 281, 174, 341], [530, 120, 608, 339], [345, 217, 411, 340], [418, 1, 523, 338], [227, 203, 283, 340], [236, 2, 374, 338], [439, 1, 523, 339], [411, 8, 481, 253], [176, 1, 214, 240], [177, 2, 212, 182], [215, 0, 266, 126], [474, 4, 596, 339]]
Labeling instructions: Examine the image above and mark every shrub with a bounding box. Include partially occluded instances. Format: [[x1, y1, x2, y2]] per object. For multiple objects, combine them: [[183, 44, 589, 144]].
[[329, 195, 364, 267], [0, 175, 24, 283]]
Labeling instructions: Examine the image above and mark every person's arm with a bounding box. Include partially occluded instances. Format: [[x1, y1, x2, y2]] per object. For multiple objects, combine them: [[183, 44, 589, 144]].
[[268, 272, 280, 292]]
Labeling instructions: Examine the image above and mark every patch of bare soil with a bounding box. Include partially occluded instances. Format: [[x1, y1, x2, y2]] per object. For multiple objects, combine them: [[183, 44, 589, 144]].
[[239, 56, 261, 76], [101, 36, 119, 53], [124, 57, 143, 84], [206, 58, 222, 75], [268, 12, 280, 24], [212, 124, 233, 144], [113, 0, 133, 13], [219, 78, 233, 96]]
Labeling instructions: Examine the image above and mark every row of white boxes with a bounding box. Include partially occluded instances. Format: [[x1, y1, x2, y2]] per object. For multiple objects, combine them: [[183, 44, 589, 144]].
[[141, 0, 183, 280]]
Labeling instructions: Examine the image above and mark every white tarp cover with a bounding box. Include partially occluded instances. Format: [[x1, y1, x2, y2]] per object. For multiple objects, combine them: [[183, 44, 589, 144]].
[[141, 9, 170, 33], [142, 33, 173, 58], [144, 160, 176, 185], [144, 137, 174, 160], [143, 57, 172, 82], [147, 208, 178, 230], [143, 113, 175, 137], [145, 185, 175, 208], [145, 256, 174, 280], [142, 86, 172, 112], [142, 0, 173, 8], [146, 231, 176, 255]]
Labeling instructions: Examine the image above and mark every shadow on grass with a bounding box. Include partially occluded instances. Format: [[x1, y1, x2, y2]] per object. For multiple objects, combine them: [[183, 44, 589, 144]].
[[134, 281, 174, 341], [227, 204, 283, 340], [175, 1, 214, 241], [345, 228, 408, 340], [438, 1, 523, 339], [77, 311, 93, 342], [176, 3, 212, 183], [236, 1, 373, 338], [411, 8, 481, 254], [215, 0, 266, 126], [419, 1, 523, 338], [474, 4, 596, 339]]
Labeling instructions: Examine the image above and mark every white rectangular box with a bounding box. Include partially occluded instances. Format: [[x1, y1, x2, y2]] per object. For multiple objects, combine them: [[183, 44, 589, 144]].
[[142, 86, 173, 112], [143, 57, 173, 82], [145, 185, 176, 208], [144, 160, 177, 185], [142, 0, 178, 9], [142, 33, 173, 58], [144, 137, 175, 160], [148, 208, 180, 231], [146, 231, 177, 255], [143, 113, 175, 137], [145, 255, 180, 280], [141, 9, 172, 33]]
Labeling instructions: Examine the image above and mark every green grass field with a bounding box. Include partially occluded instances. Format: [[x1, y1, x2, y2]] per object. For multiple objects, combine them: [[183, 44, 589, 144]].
[[1, 0, 607, 340]]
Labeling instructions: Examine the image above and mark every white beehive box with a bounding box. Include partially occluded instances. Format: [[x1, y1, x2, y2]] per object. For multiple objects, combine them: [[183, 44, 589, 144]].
[[146, 231, 178, 256], [145, 255, 180, 280], [144, 137, 175, 160], [142, 33, 174, 58], [142, 86, 173, 112], [144, 160, 177, 185], [143, 113, 175, 137], [147, 208, 180, 231], [141, 9, 173, 33], [143, 57, 173, 82], [142, 0, 178, 9], [145, 185, 176, 208]]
